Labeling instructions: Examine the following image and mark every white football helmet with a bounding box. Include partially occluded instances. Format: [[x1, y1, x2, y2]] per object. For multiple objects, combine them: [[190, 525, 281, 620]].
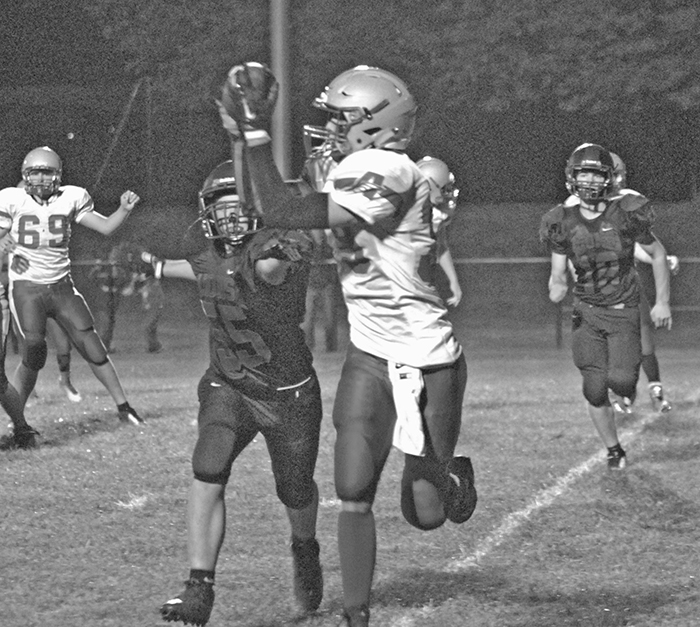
[[198, 160, 262, 247], [416, 156, 459, 212], [303, 65, 417, 159], [610, 152, 627, 192], [22, 146, 63, 199]]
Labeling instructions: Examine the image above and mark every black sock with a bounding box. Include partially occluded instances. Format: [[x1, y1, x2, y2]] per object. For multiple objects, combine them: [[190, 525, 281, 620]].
[[189, 569, 215, 583], [607, 443, 625, 455], [117, 402, 130, 412]]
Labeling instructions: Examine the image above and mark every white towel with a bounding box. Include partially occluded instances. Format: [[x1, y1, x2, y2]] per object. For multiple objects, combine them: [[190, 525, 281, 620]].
[[389, 361, 426, 456]]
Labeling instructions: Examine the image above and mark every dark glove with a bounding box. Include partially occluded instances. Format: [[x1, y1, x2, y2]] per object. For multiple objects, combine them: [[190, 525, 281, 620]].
[[220, 62, 278, 140]]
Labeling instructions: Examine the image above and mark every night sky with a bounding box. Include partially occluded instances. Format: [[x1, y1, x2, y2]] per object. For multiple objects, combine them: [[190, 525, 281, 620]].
[[0, 4, 126, 87]]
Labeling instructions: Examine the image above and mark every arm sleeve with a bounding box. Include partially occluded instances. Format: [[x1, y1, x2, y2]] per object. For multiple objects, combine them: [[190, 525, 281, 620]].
[[246, 143, 330, 230]]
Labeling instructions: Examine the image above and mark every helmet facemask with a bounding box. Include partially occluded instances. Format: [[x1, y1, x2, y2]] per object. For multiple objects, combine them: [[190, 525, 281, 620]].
[[199, 192, 262, 248], [198, 160, 263, 252], [565, 144, 615, 202], [21, 146, 63, 200]]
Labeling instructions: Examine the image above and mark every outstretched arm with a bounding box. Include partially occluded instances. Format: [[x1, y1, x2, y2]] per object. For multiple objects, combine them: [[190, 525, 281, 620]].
[[80, 190, 140, 236]]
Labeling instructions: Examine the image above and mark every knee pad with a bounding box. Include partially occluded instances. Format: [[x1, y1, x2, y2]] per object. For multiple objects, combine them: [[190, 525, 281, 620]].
[[22, 337, 48, 371], [72, 328, 108, 365], [581, 372, 609, 407], [276, 479, 316, 511]]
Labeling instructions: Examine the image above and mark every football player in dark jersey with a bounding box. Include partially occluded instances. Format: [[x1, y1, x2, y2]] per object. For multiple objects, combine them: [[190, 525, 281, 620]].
[[217, 62, 477, 627], [541, 143, 671, 470], [0, 236, 39, 450], [157, 160, 323, 627]]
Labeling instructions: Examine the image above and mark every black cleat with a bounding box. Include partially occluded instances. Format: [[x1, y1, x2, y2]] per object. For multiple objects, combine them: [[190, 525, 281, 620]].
[[445, 456, 478, 523], [161, 578, 214, 626], [291, 537, 323, 612], [607, 444, 627, 470], [0, 425, 40, 451], [118, 404, 145, 425], [342, 604, 370, 627]]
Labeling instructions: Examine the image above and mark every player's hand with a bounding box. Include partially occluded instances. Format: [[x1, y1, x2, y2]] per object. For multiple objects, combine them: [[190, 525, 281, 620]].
[[650, 302, 672, 330], [120, 190, 140, 212], [11, 254, 29, 274], [446, 283, 462, 307], [666, 255, 680, 276], [220, 62, 278, 135], [0, 234, 17, 256], [215, 99, 242, 139]]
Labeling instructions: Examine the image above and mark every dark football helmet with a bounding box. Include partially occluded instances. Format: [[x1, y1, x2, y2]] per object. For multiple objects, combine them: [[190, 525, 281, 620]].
[[21, 146, 63, 199], [565, 143, 615, 202], [303, 65, 417, 161], [198, 160, 262, 246]]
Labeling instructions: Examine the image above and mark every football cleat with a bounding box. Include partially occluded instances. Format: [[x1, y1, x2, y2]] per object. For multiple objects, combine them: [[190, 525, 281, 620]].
[[649, 384, 672, 414], [58, 376, 82, 402], [342, 604, 370, 627], [161, 578, 215, 626], [291, 537, 323, 612], [118, 404, 145, 425], [0, 425, 40, 451], [445, 456, 478, 523], [607, 444, 627, 470], [610, 393, 633, 415]]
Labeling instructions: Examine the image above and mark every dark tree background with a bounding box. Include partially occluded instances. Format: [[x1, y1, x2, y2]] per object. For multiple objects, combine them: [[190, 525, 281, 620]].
[[2, 0, 700, 257]]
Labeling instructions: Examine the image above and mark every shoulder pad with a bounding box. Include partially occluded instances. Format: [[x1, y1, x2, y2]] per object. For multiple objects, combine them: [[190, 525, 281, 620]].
[[615, 192, 649, 213]]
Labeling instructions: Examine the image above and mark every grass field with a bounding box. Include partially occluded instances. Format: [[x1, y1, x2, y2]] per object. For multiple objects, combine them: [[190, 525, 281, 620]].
[[1, 303, 699, 627]]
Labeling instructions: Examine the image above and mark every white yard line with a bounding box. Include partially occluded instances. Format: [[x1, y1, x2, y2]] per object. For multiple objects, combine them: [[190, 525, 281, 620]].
[[390, 409, 663, 626]]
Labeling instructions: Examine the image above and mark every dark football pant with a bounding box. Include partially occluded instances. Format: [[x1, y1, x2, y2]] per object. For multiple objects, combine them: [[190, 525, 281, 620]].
[[333, 344, 467, 512], [192, 370, 322, 510], [11, 275, 108, 370], [571, 304, 641, 406]]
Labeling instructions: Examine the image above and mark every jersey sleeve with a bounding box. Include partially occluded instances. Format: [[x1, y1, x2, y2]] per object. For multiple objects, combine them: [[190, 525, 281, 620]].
[[539, 205, 568, 255], [0, 188, 20, 231], [327, 150, 415, 224], [68, 186, 95, 223]]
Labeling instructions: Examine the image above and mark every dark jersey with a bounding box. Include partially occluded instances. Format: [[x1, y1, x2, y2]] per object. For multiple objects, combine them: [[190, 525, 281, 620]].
[[188, 229, 314, 389], [540, 193, 656, 307]]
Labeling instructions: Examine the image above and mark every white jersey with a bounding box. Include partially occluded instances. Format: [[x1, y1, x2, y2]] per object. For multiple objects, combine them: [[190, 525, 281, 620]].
[[0, 185, 93, 284], [327, 149, 462, 368]]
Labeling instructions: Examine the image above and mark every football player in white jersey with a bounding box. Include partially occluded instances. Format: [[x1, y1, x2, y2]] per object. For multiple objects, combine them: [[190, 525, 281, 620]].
[[218, 63, 477, 626], [0, 146, 144, 429], [416, 156, 462, 306]]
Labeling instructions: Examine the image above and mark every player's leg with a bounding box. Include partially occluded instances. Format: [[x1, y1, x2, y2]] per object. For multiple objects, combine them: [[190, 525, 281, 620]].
[[53, 278, 143, 424], [573, 307, 627, 469], [401, 353, 475, 529], [143, 280, 164, 353], [263, 374, 324, 612], [333, 346, 395, 625], [161, 373, 256, 626], [9, 281, 48, 407], [0, 297, 39, 449], [46, 318, 81, 402]]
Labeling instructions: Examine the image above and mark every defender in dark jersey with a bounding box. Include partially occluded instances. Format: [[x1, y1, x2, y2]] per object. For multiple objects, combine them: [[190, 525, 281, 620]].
[[541, 143, 671, 470], [157, 161, 323, 627]]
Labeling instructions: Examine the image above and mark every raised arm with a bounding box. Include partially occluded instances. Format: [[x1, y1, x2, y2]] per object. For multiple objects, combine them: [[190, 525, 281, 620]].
[[80, 190, 140, 236]]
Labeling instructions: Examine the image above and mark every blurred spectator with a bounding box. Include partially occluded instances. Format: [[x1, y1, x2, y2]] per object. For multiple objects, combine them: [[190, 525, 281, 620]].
[[301, 230, 343, 352], [91, 241, 165, 353]]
